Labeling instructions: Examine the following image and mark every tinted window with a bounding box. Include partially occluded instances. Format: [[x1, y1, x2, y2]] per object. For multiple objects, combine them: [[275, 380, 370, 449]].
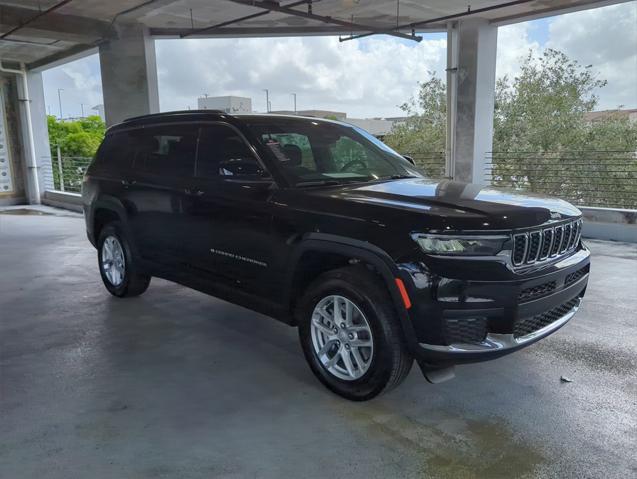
[[196, 125, 263, 178], [133, 125, 197, 177], [260, 132, 314, 168], [93, 131, 136, 171], [246, 118, 423, 186]]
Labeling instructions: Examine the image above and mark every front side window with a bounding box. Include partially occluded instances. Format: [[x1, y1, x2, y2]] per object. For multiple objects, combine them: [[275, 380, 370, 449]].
[[247, 118, 423, 186], [132, 125, 197, 177], [196, 125, 264, 179]]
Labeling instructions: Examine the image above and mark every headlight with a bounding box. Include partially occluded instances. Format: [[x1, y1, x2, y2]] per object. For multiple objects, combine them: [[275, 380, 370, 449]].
[[414, 234, 508, 256]]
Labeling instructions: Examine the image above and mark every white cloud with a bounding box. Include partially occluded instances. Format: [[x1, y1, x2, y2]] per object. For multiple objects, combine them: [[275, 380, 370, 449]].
[[547, 2, 637, 110], [42, 55, 103, 118], [496, 22, 541, 81], [41, 2, 636, 120], [496, 2, 637, 110], [155, 35, 447, 117]]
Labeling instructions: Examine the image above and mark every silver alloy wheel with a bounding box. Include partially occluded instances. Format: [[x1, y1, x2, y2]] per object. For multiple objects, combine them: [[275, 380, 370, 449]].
[[101, 235, 126, 287], [310, 295, 374, 381]]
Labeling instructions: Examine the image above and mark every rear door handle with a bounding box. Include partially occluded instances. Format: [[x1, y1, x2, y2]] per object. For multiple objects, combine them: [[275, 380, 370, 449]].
[[121, 179, 136, 186]]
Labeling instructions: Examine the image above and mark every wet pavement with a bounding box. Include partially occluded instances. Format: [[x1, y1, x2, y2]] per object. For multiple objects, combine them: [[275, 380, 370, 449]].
[[1, 209, 635, 478]]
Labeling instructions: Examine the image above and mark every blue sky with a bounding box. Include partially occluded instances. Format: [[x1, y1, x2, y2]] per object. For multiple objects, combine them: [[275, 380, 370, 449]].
[[42, 3, 636, 119]]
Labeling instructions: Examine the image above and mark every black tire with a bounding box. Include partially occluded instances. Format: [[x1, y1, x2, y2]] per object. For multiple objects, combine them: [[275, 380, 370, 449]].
[[297, 266, 413, 401], [97, 221, 151, 297]]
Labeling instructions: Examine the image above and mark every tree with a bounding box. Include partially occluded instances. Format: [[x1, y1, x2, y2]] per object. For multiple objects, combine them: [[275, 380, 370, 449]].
[[383, 74, 446, 176], [48, 115, 105, 158], [47, 115, 106, 190], [383, 49, 637, 208], [493, 49, 606, 152]]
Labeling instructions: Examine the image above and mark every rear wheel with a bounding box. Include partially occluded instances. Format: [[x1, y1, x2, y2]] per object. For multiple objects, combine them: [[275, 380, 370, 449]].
[[98, 222, 150, 297], [298, 266, 412, 401]]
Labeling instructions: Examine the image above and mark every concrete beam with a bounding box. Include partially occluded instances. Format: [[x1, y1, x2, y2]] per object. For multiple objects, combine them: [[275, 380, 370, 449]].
[[447, 19, 497, 184], [491, 0, 633, 26], [116, 0, 183, 21], [149, 25, 444, 39], [0, 4, 111, 43], [99, 24, 159, 126], [27, 45, 97, 72]]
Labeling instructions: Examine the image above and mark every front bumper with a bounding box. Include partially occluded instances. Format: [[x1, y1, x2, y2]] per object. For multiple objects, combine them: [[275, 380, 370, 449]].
[[401, 247, 590, 366], [419, 293, 581, 358]]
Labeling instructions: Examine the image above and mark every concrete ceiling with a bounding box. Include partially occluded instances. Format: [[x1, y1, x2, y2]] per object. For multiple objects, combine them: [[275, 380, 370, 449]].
[[0, 0, 629, 70]]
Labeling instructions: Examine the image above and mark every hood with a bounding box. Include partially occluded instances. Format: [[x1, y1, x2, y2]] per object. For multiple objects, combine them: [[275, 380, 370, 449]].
[[301, 178, 581, 230]]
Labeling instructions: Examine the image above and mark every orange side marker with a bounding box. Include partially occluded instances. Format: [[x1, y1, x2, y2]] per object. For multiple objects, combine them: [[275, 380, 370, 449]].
[[394, 278, 412, 310]]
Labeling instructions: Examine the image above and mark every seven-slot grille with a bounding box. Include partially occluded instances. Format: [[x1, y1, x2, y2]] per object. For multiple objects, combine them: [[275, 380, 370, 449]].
[[512, 219, 582, 267]]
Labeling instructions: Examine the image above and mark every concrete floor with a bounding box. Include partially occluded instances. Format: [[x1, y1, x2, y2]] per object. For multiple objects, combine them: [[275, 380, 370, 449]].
[[1, 207, 635, 479]]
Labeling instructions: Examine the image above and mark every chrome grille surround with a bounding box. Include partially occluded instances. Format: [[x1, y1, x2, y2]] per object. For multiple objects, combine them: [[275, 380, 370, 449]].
[[512, 219, 582, 267]]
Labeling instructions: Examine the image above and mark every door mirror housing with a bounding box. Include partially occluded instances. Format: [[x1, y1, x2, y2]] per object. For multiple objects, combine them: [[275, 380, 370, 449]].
[[402, 155, 415, 166], [219, 157, 265, 177]]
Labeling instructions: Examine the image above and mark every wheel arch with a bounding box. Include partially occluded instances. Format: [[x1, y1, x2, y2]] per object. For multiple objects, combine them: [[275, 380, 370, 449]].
[[90, 196, 138, 255], [285, 233, 419, 352]]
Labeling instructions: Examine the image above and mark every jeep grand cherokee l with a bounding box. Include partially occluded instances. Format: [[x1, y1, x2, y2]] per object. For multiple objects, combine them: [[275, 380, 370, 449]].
[[82, 111, 590, 401]]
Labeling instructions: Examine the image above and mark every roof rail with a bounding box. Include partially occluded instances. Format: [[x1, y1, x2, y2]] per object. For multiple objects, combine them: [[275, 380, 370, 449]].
[[123, 109, 227, 122]]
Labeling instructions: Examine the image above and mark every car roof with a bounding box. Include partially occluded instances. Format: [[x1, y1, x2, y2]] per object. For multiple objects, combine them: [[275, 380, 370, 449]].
[[107, 110, 345, 134]]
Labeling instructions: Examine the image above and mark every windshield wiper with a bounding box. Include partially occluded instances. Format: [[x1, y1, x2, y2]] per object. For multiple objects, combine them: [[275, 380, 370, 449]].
[[387, 174, 418, 180], [295, 180, 342, 187]]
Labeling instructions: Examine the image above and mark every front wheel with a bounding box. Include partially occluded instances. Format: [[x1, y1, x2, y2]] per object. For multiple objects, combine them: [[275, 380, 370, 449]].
[[98, 222, 150, 297], [298, 266, 413, 401]]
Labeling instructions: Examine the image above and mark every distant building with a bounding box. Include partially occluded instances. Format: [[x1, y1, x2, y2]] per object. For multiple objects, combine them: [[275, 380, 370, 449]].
[[270, 109, 347, 120], [584, 109, 637, 124], [198, 96, 252, 114], [384, 116, 409, 127], [344, 118, 395, 137], [91, 104, 105, 121]]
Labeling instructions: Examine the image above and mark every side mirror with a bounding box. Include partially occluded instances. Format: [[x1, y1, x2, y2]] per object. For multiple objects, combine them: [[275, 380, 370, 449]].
[[403, 155, 415, 166], [219, 157, 265, 177]]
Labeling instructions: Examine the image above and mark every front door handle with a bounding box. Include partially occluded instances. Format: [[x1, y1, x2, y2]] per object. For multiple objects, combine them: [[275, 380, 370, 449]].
[[121, 179, 136, 187], [184, 188, 204, 197]]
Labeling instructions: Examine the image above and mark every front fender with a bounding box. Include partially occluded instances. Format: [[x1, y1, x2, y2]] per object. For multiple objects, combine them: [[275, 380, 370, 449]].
[[284, 233, 420, 355]]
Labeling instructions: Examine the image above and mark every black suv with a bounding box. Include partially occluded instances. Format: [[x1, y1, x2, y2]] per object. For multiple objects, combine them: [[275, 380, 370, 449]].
[[82, 111, 590, 400]]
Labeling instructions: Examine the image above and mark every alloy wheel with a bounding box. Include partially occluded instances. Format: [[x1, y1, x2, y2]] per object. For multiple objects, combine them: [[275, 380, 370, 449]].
[[101, 235, 126, 286], [310, 295, 374, 381]]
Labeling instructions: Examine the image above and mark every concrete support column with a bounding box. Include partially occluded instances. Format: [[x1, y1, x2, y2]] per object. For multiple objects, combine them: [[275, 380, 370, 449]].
[[99, 24, 159, 126], [446, 19, 498, 184], [25, 71, 54, 194], [9, 68, 52, 203]]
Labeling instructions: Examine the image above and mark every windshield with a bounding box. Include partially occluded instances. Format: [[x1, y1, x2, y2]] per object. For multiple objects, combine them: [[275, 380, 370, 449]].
[[245, 118, 424, 186]]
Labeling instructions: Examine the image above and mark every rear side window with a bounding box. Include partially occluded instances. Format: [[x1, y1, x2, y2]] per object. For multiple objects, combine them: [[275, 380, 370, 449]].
[[196, 125, 263, 178], [93, 132, 135, 172], [133, 125, 197, 177]]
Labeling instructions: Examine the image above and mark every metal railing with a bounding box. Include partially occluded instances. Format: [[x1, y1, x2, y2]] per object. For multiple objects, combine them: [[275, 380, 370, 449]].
[[484, 151, 637, 210], [41, 153, 92, 193], [404, 152, 446, 178], [38, 149, 636, 210]]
